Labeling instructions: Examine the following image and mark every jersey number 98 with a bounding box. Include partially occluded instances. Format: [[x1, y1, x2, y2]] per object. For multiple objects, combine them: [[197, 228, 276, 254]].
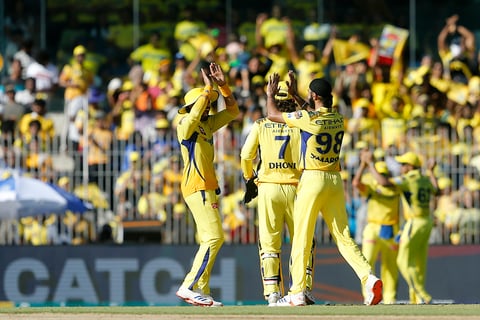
[[316, 131, 344, 155]]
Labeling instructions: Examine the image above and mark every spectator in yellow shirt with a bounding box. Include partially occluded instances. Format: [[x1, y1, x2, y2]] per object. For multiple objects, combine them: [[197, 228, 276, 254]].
[[129, 32, 171, 76]]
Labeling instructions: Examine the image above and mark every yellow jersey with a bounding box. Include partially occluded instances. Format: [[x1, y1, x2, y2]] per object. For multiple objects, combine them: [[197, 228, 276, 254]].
[[361, 173, 400, 225], [282, 109, 344, 172], [240, 118, 301, 184], [177, 95, 238, 197], [392, 169, 436, 220]]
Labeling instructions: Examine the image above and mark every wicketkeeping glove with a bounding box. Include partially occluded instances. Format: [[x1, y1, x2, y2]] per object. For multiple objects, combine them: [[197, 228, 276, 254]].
[[243, 177, 258, 204]]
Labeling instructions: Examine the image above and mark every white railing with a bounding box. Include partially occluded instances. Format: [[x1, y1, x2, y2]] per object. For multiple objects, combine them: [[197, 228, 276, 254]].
[[0, 120, 478, 246]]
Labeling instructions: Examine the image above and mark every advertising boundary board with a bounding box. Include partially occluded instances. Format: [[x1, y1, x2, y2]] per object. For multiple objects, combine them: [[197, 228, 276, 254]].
[[0, 244, 479, 306]]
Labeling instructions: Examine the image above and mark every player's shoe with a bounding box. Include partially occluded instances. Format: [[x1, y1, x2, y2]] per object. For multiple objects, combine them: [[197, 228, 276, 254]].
[[176, 287, 213, 306], [304, 289, 316, 305], [275, 292, 306, 307], [204, 295, 223, 307], [267, 292, 281, 306], [364, 275, 383, 305]]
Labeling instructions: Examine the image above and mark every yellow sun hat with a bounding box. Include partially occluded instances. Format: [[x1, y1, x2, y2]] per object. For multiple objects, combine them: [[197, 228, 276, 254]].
[[374, 161, 389, 175], [73, 45, 86, 56], [275, 81, 292, 101], [155, 118, 169, 129], [395, 151, 421, 167], [178, 87, 219, 114], [57, 176, 70, 187], [129, 151, 140, 162], [437, 177, 452, 190], [121, 80, 134, 92]]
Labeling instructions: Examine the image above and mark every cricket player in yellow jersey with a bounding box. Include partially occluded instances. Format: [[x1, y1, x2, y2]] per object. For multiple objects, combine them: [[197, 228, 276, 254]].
[[59, 45, 94, 152], [266, 72, 382, 306], [367, 151, 438, 304], [353, 155, 401, 304], [175, 63, 239, 307], [240, 82, 315, 306]]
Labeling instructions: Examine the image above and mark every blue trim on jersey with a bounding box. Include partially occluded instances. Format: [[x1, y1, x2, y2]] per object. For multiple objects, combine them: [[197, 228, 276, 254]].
[[181, 132, 206, 183], [403, 191, 412, 206], [300, 131, 312, 169]]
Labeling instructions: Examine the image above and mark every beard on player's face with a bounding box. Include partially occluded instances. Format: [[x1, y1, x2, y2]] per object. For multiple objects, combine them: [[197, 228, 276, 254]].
[[308, 96, 315, 109]]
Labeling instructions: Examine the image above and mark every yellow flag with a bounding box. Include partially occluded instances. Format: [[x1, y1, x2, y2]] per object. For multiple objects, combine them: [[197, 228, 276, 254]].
[[332, 39, 370, 66]]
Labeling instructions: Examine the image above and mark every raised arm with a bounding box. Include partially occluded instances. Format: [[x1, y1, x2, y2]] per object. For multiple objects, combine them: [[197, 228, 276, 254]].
[[352, 152, 368, 193], [266, 73, 286, 123], [209, 62, 239, 116], [287, 70, 310, 110], [362, 150, 392, 187], [285, 19, 300, 65], [437, 14, 458, 53], [426, 158, 439, 192]]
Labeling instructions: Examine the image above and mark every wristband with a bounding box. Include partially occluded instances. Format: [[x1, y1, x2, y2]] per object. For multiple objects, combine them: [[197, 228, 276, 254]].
[[204, 85, 213, 93], [219, 84, 232, 97]]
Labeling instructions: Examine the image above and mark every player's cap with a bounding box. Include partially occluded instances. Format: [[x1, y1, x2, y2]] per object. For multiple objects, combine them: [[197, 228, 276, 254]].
[[355, 140, 368, 150], [309, 78, 332, 99], [275, 81, 292, 101], [121, 80, 133, 92], [438, 177, 452, 190], [155, 118, 169, 129], [158, 58, 171, 67], [355, 98, 370, 109], [178, 87, 219, 114], [395, 151, 421, 167], [58, 176, 70, 187], [215, 47, 226, 56], [252, 75, 265, 87], [302, 44, 318, 54], [73, 45, 86, 56], [373, 148, 385, 160], [173, 203, 186, 215], [374, 161, 389, 175], [129, 151, 140, 162]]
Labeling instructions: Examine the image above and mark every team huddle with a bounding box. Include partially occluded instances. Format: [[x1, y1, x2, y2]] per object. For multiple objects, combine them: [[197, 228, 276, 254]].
[[174, 62, 437, 307]]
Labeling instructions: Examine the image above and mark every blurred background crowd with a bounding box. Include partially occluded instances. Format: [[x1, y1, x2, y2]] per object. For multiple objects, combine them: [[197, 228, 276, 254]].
[[0, 0, 480, 247]]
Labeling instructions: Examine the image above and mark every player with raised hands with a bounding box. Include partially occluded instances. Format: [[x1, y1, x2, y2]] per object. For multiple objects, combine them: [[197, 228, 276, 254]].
[[175, 62, 239, 307]]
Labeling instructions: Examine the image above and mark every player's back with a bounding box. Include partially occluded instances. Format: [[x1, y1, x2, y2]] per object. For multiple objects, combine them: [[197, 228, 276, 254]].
[[396, 169, 434, 219], [257, 118, 301, 184], [286, 109, 344, 172]]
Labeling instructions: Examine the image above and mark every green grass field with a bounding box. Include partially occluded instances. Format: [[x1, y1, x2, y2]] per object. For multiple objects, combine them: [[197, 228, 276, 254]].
[[1, 304, 480, 318]]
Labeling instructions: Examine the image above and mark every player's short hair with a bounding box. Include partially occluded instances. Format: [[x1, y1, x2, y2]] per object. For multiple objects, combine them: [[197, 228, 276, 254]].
[[276, 99, 296, 112]]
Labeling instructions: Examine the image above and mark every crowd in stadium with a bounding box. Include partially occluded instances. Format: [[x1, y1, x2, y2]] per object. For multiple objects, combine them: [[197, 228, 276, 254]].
[[0, 3, 479, 247]]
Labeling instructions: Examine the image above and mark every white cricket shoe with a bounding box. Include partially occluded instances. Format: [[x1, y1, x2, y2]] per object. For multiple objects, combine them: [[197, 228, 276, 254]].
[[267, 292, 281, 306], [204, 294, 223, 307], [364, 275, 383, 305], [176, 287, 213, 306], [275, 292, 306, 307], [305, 289, 316, 305]]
